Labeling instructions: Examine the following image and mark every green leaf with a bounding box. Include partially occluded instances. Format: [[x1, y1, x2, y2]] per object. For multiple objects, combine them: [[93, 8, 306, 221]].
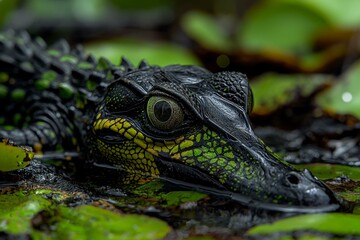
[[251, 73, 330, 115], [181, 10, 233, 52], [316, 60, 360, 118], [0, 139, 34, 172], [85, 38, 200, 67], [295, 164, 360, 203], [237, 0, 330, 54], [294, 0, 360, 27], [0, 189, 171, 239], [247, 213, 360, 236], [296, 163, 360, 181], [53, 205, 171, 240]]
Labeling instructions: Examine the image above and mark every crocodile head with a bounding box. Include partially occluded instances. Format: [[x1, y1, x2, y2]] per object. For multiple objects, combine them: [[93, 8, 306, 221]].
[[88, 64, 341, 211]]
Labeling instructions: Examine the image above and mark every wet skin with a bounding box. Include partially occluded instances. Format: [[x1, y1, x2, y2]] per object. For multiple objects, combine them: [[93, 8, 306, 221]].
[[0, 30, 341, 211]]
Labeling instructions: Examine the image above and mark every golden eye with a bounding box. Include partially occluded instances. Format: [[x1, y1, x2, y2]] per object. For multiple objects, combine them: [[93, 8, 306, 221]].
[[146, 96, 184, 130]]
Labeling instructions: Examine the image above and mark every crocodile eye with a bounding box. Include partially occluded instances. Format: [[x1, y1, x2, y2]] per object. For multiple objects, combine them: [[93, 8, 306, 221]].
[[146, 96, 184, 130]]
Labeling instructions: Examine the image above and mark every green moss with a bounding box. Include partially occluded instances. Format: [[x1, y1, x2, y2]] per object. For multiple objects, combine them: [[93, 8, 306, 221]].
[[0, 191, 53, 234]]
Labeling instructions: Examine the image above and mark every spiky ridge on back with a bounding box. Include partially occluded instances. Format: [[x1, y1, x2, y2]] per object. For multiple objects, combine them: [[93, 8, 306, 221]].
[[0, 30, 146, 154]]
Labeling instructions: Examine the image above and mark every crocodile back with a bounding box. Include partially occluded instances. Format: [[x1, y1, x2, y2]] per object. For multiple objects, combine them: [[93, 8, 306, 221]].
[[0, 30, 117, 154]]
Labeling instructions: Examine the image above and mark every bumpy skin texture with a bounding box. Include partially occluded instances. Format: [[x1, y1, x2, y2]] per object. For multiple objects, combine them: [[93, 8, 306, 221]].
[[0, 31, 340, 210]]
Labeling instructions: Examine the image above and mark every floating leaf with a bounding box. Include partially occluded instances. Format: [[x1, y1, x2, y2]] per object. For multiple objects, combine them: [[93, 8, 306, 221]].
[[52, 205, 171, 240], [296, 164, 360, 202], [247, 213, 360, 236], [237, 0, 330, 54], [296, 163, 360, 181], [251, 73, 330, 115], [181, 10, 233, 52], [0, 138, 34, 172], [0, 189, 171, 239], [296, 0, 360, 27]]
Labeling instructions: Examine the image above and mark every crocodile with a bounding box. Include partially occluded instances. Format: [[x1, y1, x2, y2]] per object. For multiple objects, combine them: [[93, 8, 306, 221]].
[[0, 30, 341, 212]]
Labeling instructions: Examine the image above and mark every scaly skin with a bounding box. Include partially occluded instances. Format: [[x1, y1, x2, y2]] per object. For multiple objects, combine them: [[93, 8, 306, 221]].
[[0, 30, 341, 211]]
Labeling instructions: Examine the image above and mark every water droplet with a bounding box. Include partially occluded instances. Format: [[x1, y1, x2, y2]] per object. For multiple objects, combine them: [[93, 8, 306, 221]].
[[342, 92, 352, 103], [216, 54, 230, 68]]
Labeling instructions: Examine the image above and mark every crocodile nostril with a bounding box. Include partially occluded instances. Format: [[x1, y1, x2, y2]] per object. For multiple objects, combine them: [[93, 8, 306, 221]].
[[286, 172, 300, 185]]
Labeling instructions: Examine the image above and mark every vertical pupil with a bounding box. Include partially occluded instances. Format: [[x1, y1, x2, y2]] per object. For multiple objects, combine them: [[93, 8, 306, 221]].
[[154, 100, 172, 122]]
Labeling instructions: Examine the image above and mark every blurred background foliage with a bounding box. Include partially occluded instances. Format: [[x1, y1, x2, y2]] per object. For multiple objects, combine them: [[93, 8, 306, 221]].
[[2, 0, 360, 119]]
